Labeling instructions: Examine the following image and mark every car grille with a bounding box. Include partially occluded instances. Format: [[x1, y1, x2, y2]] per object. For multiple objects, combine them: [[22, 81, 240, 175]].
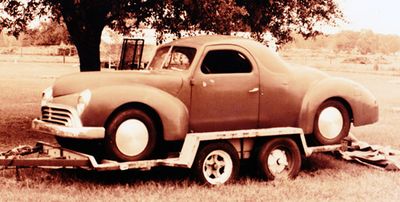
[[41, 106, 73, 126]]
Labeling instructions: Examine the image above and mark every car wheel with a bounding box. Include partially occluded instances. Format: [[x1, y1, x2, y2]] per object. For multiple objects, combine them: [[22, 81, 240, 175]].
[[193, 142, 239, 185], [105, 109, 157, 162], [313, 100, 351, 145], [257, 138, 301, 180]]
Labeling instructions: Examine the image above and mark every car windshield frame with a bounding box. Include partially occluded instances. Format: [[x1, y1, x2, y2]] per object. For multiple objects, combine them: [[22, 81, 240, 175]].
[[147, 46, 197, 72]]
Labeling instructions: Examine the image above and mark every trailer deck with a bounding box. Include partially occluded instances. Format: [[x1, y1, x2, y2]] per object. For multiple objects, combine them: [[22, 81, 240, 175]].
[[0, 127, 345, 173]]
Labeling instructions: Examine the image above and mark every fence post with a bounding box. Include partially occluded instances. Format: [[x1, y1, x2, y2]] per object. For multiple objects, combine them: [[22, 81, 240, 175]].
[[63, 49, 65, 63]]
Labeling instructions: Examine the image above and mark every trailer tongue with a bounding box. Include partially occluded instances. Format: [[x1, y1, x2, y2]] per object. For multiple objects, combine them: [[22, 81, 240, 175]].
[[0, 127, 346, 185], [0, 142, 92, 169]]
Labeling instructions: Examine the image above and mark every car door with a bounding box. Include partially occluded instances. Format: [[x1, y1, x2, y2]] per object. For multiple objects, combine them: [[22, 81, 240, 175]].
[[190, 45, 260, 132]]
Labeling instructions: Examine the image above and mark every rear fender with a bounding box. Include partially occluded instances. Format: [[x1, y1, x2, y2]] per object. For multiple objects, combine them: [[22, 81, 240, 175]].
[[298, 78, 358, 134], [81, 84, 189, 141]]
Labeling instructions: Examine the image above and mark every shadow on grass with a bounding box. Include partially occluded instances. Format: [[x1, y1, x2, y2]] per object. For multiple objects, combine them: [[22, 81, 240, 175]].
[[301, 152, 353, 175], [0, 160, 268, 187], [0, 153, 359, 187], [1, 166, 196, 187]]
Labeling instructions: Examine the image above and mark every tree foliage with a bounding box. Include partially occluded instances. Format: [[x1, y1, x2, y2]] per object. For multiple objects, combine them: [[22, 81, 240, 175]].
[[21, 20, 70, 46], [0, 0, 343, 71], [237, 0, 343, 45], [0, 30, 20, 47]]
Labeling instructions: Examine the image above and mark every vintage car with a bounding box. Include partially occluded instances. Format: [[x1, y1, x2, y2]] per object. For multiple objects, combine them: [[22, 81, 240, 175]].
[[32, 35, 379, 162]]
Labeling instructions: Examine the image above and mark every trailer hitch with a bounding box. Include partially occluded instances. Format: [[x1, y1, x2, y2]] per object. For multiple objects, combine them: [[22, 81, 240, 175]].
[[0, 142, 95, 181], [0, 144, 42, 181], [0, 144, 42, 159]]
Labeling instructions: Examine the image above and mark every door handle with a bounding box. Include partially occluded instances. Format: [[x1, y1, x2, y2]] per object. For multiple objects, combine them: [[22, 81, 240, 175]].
[[248, 87, 259, 93]]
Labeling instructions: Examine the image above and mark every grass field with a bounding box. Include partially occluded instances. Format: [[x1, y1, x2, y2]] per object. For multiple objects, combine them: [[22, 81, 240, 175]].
[[0, 61, 399, 201]]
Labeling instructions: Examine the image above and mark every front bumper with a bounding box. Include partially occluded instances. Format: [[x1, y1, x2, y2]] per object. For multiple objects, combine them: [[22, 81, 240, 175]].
[[32, 119, 105, 139]]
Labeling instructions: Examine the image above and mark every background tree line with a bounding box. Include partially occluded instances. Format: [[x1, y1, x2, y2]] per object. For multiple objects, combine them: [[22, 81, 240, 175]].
[[285, 30, 400, 55], [0, 20, 70, 47], [3, 23, 400, 57]]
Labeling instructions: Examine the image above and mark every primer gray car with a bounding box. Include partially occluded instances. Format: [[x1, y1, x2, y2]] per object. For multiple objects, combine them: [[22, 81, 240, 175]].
[[32, 35, 379, 161]]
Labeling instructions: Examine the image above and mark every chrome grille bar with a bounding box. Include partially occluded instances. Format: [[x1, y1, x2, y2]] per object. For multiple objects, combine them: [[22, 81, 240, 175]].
[[41, 106, 73, 126]]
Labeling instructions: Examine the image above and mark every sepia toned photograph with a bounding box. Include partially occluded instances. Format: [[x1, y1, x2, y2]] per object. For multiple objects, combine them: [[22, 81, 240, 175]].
[[0, 0, 399, 201]]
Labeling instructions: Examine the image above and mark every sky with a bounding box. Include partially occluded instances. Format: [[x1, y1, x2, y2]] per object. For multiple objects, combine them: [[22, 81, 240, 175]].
[[334, 0, 400, 35]]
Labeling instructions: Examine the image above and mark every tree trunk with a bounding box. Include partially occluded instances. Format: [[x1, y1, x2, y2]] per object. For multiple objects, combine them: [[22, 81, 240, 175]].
[[59, 1, 108, 72], [73, 27, 103, 72], [63, 20, 105, 72]]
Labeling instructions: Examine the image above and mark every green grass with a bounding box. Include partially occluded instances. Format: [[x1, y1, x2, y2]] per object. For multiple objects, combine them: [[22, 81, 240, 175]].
[[0, 61, 399, 201]]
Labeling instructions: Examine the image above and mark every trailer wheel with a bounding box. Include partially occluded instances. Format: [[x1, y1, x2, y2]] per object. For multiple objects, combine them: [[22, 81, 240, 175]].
[[193, 142, 239, 185], [257, 138, 301, 180], [105, 109, 157, 161]]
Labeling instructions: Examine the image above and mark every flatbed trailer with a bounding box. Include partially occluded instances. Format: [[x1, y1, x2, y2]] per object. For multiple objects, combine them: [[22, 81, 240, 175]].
[[0, 127, 345, 185]]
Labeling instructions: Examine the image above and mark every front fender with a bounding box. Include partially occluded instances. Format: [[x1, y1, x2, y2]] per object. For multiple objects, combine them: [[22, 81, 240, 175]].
[[298, 77, 378, 134], [81, 84, 189, 141]]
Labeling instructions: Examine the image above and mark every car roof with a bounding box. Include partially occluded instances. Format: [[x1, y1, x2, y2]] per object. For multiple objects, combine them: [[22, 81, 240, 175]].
[[163, 35, 261, 49], [161, 35, 291, 73]]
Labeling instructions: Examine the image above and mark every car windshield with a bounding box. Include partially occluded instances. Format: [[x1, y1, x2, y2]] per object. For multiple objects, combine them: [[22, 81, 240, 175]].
[[148, 46, 196, 71]]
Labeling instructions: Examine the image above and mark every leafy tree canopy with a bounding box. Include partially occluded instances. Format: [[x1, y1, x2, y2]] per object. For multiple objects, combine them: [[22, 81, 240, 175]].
[[0, 0, 343, 71], [21, 20, 70, 46]]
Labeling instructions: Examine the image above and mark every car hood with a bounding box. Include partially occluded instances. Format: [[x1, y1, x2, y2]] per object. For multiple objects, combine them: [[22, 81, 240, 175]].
[[52, 70, 184, 97]]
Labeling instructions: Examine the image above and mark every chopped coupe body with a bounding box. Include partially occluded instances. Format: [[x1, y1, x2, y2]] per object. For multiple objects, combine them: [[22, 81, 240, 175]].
[[33, 35, 379, 161]]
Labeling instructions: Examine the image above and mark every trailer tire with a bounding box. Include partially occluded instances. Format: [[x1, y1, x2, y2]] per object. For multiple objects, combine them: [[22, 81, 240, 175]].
[[105, 109, 157, 162], [193, 142, 239, 185], [257, 138, 301, 180]]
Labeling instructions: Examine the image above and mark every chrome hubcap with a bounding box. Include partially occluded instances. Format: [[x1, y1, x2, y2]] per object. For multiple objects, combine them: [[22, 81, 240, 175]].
[[318, 107, 344, 139], [203, 150, 233, 185], [268, 149, 289, 177], [115, 119, 149, 156]]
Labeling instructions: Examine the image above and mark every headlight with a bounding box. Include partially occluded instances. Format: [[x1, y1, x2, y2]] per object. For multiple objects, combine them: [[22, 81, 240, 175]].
[[41, 86, 53, 106], [76, 89, 91, 116]]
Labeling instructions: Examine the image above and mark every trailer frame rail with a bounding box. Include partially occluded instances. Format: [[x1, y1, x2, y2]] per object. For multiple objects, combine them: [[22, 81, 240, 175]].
[[0, 127, 346, 172]]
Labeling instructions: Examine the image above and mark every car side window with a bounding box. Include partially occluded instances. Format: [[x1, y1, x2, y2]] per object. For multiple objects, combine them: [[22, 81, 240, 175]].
[[201, 50, 252, 74], [148, 46, 196, 71], [164, 47, 196, 71]]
